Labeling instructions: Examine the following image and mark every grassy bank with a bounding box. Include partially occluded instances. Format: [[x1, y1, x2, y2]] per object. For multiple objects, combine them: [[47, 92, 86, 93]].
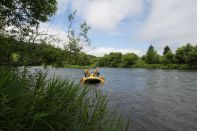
[[0, 68, 128, 130], [39, 63, 196, 70], [132, 64, 190, 69], [131, 60, 197, 70], [63, 64, 91, 69]]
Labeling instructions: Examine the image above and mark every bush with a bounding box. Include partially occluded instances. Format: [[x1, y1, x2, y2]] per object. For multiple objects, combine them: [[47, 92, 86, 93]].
[[121, 53, 138, 67], [0, 69, 128, 131]]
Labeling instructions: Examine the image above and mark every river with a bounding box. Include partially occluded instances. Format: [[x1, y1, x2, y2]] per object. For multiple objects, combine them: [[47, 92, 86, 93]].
[[29, 67, 197, 131]]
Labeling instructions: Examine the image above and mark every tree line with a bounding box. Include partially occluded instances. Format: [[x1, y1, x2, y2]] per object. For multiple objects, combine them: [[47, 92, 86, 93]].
[[1, 35, 196, 70], [98, 44, 197, 69], [1, 33, 196, 69], [0, 35, 95, 67]]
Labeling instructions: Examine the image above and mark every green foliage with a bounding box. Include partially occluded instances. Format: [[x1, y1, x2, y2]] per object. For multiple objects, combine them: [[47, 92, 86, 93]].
[[98, 55, 108, 67], [0, 69, 127, 131], [0, 35, 95, 67], [175, 44, 197, 66], [132, 59, 162, 69], [145, 45, 160, 64], [107, 53, 122, 67], [161, 51, 174, 64], [0, 0, 57, 28], [69, 52, 91, 66], [0, 36, 12, 65], [163, 45, 171, 55], [65, 11, 91, 64], [97, 44, 197, 69], [141, 55, 146, 60], [132, 60, 190, 69], [98, 52, 138, 68], [98, 53, 122, 67], [1, 31, 197, 70], [11, 53, 20, 62], [121, 53, 138, 67], [89, 56, 99, 67]]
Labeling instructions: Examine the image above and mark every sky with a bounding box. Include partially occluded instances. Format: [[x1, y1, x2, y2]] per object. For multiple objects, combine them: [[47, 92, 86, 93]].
[[40, 0, 197, 56]]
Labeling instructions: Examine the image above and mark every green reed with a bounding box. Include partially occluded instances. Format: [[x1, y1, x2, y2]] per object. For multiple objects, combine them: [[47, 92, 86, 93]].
[[0, 68, 128, 131]]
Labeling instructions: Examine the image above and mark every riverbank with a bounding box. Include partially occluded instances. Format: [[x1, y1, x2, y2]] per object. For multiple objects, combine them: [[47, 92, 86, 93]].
[[62, 64, 196, 70], [64, 64, 90, 69], [132, 63, 196, 70]]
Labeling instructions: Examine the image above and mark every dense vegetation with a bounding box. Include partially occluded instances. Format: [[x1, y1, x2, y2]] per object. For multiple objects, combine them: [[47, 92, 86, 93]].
[[0, 35, 96, 67], [0, 68, 128, 130], [98, 44, 197, 69], [1, 35, 196, 69]]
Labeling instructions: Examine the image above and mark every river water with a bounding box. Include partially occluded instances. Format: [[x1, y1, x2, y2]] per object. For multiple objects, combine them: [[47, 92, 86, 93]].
[[30, 67, 197, 131]]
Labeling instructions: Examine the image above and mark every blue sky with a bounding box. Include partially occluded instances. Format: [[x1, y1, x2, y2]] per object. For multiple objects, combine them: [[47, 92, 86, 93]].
[[40, 0, 197, 56]]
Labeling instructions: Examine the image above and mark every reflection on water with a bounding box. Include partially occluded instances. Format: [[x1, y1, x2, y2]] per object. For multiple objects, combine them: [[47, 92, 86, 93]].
[[29, 67, 197, 131]]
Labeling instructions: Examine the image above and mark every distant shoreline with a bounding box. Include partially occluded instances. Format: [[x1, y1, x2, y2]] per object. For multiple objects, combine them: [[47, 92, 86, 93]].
[[2, 64, 196, 70], [42, 64, 197, 70]]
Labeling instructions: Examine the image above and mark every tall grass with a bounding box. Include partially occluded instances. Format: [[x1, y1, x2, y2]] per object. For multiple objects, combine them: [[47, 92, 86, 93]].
[[0, 68, 128, 131]]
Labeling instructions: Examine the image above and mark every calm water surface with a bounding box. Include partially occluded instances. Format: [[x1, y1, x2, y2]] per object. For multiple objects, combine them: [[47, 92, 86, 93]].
[[30, 67, 197, 131]]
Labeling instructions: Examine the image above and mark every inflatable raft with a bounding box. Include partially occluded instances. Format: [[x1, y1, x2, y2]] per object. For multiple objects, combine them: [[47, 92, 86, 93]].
[[80, 74, 105, 84]]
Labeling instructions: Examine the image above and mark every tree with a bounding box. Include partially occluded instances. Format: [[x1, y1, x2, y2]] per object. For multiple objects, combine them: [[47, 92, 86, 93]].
[[175, 43, 197, 66], [0, 35, 12, 65], [190, 45, 197, 67], [98, 55, 108, 67], [98, 52, 122, 67], [0, 35, 66, 66], [163, 45, 171, 55], [0, 0, 58, 50], [141, 55, 146, 60], [0, 0, 57, 29], [74, 52, 91, 66], [145, 45, 159, 64], [107, 52, 122, 67], [161, 51, 174, 64], [64, 11, 91, 64], [121, 53, 138, 67]]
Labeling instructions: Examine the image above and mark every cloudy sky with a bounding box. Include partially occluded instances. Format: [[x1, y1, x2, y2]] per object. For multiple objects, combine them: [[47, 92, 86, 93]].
[[40, 0, 197, 56]]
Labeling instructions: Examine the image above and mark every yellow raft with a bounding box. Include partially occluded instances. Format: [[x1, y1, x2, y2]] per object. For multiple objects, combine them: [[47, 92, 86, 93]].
[[80, 74, 105, 84]]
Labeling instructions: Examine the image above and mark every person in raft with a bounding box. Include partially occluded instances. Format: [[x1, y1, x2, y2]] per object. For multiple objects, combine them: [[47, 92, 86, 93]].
[[93, 67, 100, 77], [84, 69, 90, 77]]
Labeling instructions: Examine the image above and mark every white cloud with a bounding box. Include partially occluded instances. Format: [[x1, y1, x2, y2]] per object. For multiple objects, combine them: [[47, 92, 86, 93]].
[[40, 0, 197, 56], [72, 0, 143, 31], [137, 0, 197, 45], [39, 23, 68, 48], [38, 23, 145, 56], [86, 47, 143, 57]]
